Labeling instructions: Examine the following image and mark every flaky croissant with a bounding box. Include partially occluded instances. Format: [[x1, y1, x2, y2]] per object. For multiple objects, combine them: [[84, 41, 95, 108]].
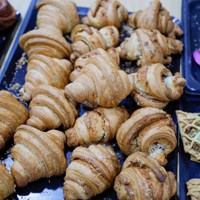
[[0, 90, 28, 151], [70, 24, 119, 63], [117, 29, 183, 66], [82, 0, 128, 29], [131, 63, 186, 109], [66, 107, 129, 147], [116, 107, 177, 165], [11, 125, 67, 187], [114, 152, 177, 200], [127, 0, 183, 38], [37, 0, 80, 34], [65, 48, 133, 108], [0, 164, 15, 200], [19, 28, 72, 59], [26, 85, 77, 131], [22, 54, 73, 101], [63, 144, 121, 200]]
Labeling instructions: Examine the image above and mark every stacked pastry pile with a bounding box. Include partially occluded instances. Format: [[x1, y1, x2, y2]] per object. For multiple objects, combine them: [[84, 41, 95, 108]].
[[0, 0, 186, 200]]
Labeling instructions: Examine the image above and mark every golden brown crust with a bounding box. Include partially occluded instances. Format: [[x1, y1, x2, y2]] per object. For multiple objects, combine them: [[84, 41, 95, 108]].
[[11, 125, 67, 187], [0, 90, 29, 151], [66, 107, 129, 147], [26, 85, 77, 131], [63, 144, 121, 200], [187, 179, 200, 200], [82, 0, 128, 29]]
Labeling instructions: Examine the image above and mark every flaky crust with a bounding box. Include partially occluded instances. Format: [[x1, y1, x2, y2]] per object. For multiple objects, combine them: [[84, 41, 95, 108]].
[[11, 125, 67, 187], [22, 54, 73, 101], [0, 164, 15, 200], [131, 63, 186, 109], [114, 152, 177, 200], [187, 179, 200, 200], [37, 0, 80, 34], [116, 107, 177, 165], [63, 144, 121, 200], [19, 28, 72, 59], [82, 0, 128, 29], [27, 85, 77, 131], [0, 90, 29, 151], [117, 29, 183, 66], [66, 107, 129, 147], [127, 0, 183, 38]]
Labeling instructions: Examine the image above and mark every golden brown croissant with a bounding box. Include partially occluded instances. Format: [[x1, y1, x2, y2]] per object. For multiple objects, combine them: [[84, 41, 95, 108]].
[[19, 28, 72, 59], [0, 90, 29, 151], [66, 107, 129, 147], [116, 107, 177, 165], [11, 125, 67, 187], [22, 54, 73, 101], [26, 85, 77, 131], [0, 0, 16, 30], [114, 152, 177, 200], [0, 164, 15, 200], [63, 144, 121, 200], [65, 48, 133, 108], [187, 179, 200, 200], [70, 24, 119, 63], [117, 29, 183, 66], [82, 0, 128, 29], [37, 0, 80, 34], [131, 63, 186, 109], [127, 0, 183, 38]]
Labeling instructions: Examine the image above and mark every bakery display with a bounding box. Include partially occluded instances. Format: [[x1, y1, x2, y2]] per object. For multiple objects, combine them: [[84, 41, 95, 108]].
[[186, 179, 200, 200], [63, 144, 121, 200]]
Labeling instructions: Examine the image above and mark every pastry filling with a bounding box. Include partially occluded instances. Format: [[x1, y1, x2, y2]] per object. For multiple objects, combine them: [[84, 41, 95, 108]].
[[149, 142, 167, 154]]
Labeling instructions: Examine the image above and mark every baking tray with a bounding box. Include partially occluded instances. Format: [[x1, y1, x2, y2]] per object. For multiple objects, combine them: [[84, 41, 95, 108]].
[[0, 1, 182, 199], [182, 0, 200, 95]]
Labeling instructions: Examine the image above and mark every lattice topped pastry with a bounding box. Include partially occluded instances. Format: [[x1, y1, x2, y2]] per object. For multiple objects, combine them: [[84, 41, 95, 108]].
[[187, 179, 200, 200], [176, 110, 200, 162]]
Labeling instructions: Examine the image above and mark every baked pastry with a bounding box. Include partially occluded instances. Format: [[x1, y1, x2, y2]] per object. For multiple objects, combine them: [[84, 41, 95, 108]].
[[11, 125, 67, 187], [127, 0, 183, 38], [131, 63, 186, 109], [0, 90, 28, 151], [117, 29, 183, 66], [27, 85, 77, 131], [19, 28, 72, 59], [22, 54, 73, 101], [187, 179, 200, 200], [63, 144, 121, 199], [0, 0, 16, 30], [0, 164, 15, 200], [82, 0, 128, 29], [114, 152, 177, 200], [116, 107, 177, 165], [65, 48, 133, 108], [66, 107, 129, 147], [37, 0, 80, 34], [70, 24, 119, 63], [176, 110, 200, 162]]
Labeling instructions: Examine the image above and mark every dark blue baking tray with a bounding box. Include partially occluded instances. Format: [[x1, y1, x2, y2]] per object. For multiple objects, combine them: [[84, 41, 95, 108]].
[[0, 1, 182, 199], [182, 0, 200, 95]]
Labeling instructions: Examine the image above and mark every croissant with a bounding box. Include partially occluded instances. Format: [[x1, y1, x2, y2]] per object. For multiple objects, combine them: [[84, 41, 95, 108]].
[[114, 152, 177, 200], [0, 0, 16, 30], [66, 107, 129, 147], [186, 179, 200, 200], [131, 63, 186, 109], [117, 29, 183, 66], [0, 90, 28, 151], [70, 24, 119, 63], [0, 164, 15, 200], [19, 28, 72, 59], [116, 107, 177, 165], [22, 54, 73, 101], [63, 144, 121, 200], [127, 0, 183, 38], [26, 85, 77, 131], [11, 125, 67, 187], [37, 0, 80, 34], [82, 0, 128, 29]]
